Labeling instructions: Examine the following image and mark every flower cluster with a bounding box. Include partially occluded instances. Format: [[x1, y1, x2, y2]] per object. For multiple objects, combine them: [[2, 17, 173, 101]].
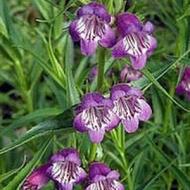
[[22, 148, 124, 190], [69, 2, 157, 70], [176, 67, 190, 100], [70, 2, 153, 144], [74, 83, 152, 143]]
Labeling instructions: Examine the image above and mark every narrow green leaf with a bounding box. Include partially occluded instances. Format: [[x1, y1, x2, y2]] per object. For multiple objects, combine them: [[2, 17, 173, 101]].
[[147, 138, 190, 190], [33, 0, 52, 20], [142, 160, 175, 190], [0, 16, 8, 38], [2, 107, 63, 133], [64, 35, 80, 106], [0, 156, 26, 183], [0, 111, 73, 155], [3, 138, 51, 190], [142, 68, 190, 112]]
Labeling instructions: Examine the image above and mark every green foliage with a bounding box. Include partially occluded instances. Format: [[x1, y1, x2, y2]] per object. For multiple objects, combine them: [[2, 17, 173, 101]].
[[0, 0, 190, 189]]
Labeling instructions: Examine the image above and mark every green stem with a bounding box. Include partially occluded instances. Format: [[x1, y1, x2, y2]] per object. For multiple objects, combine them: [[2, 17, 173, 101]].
[[121, 128, 133, 190], [163, 77, 175, 133], [89, 143, 98, 162], [112, 127, 133, 190], [97, 48, 105, 92]]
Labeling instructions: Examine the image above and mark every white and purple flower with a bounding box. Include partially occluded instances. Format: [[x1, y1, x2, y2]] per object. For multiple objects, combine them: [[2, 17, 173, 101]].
[[22, 164, 50, 190], [111, 84, 152, 133], [69, 2, 116, 56], [120, 64, 142, 82], [73, 93, 120, 143], [47, 148, 87, 190], [112, 13, 157, 70], [176, 67, 190, 100], [85, 162, 124, 190]]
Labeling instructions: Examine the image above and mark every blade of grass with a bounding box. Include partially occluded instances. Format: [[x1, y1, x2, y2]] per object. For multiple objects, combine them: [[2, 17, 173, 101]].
[[3, 138, 52, 190]]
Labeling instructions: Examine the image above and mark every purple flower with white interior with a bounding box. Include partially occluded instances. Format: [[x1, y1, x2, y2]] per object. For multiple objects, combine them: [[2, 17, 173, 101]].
[[176, 67, 190, 100], [22, 164, 49, 190], [69, 2, 116, 56], [111, 84, 152, 133], [47, 148, 87, 190], [73, 93, 120, 143], [120, 64, 142, 82], [85, 162, 124, 190], [112, 13, 157, 70]]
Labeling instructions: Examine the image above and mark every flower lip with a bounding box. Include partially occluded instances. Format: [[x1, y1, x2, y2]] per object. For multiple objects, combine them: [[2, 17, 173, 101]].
[[77, 2, 111, 23]]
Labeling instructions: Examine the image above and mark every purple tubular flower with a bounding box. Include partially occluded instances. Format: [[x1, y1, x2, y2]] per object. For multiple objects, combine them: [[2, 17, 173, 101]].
[[22, 164, 50, 190], [111, 84, 152, 133], [85, 162, 124, 190], [120, 64, 142, 82], [47, 148, 87, 190], [73, 93, 120, 143], [176, 67, 190, 100], [88, 66, 98, 82], [112, 13, 157, 70], [69, 2, 116, 56]]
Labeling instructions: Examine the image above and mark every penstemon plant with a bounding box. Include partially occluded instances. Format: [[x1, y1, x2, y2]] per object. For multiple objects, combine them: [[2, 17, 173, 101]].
[[1, 0, 190, 190]]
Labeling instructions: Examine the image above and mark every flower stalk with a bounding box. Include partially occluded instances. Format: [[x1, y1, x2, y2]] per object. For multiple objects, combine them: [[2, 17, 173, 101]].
[[97, 47, 106, 92]]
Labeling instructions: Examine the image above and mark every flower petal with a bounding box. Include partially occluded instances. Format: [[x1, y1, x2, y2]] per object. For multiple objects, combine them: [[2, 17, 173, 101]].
[[99, 24, 116, 48], [57, 183, 73, 190], [22, 164, 49, 190], [80, 105, 118, 142], [85, 179, 124, 190], [120, 65, 142, 82], [105, 110, 120, 131], [88, 129, 105, 143], [107, 170, 120, 180], [112, 39, 128, 58], [138, 99, 152, 121], [113, 181, 125, 190], [176, 83, 186, 94], [80, 39, 98, 56], [113, 32, 155, 70], [69, 20, 80, 41], [147, 35, 157, 56], [143, 21, 154, 34], [116, 13, 142, 36], [48, 161, 86, 186], [73, 113, 88, 132], [89, 162, 111, 180], [77, 2, 111, 23], [110, 84, 131, 100], [50, 148, 80, 164], [130, 53, 147, 70], [122, 115, 139, 133], [65, 153, 81, 166], [81, 92, 104, 109]]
